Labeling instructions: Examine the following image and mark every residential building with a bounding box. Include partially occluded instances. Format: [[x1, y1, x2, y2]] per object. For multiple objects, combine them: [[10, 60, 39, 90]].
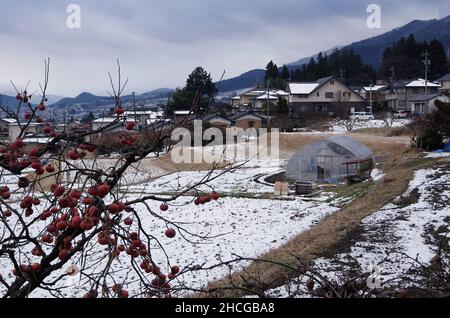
[[230, 111, 267, 130], [437, 73, 450, 95], [409, 93, 450, 113], [382, 78, 441, 112], [230, 88, 289, 110], [358, 85, 387, 103], [288, 76, 367, 118], [123, 109, 164, 129], [0, 118, 44, 142]]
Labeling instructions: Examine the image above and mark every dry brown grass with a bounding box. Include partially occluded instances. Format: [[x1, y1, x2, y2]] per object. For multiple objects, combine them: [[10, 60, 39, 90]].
[[202, 150, 445, 298], [278, 132, 410, 158]]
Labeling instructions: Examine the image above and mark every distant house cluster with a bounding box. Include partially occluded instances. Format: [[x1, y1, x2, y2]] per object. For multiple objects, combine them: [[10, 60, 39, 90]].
[[2, 71, 450, 152], [228, 73, 450, 119]]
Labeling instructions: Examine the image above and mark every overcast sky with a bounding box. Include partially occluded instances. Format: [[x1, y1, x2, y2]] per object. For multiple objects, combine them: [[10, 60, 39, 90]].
[[0, 0, 448, 97]]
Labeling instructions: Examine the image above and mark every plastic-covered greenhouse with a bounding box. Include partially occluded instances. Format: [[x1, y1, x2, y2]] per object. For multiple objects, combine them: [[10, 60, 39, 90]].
[[285, 136, 374, 182]]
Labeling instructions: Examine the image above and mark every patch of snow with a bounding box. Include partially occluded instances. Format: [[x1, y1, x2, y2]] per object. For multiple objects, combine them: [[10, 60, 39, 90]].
[[264, 167, 450, 297], [425, 152, 450, 159], [370, 169, 385, 182], [330, 119, 411, 132]]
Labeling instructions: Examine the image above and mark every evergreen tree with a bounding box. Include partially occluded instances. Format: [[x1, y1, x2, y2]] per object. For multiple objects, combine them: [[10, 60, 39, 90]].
[[281, 65, 290, 80], [185, 66, 216, 96], [168, 67, 216, 114], [265, 60, 280, 80], [378, 35, 448, 80], [429, 39, 449, 79]]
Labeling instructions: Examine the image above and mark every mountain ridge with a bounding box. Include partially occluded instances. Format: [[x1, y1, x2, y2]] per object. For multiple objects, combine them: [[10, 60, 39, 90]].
[[218, 15, 450, 92]]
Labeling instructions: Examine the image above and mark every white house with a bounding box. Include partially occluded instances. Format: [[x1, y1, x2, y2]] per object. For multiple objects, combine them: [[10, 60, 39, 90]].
[[288, 76, 367, 117], [383, 78, 441, 112], [0, 118, 44, 142], [437, 73, 450, 95], [409, 93, 450, 113], [230, 88, 289, 109]]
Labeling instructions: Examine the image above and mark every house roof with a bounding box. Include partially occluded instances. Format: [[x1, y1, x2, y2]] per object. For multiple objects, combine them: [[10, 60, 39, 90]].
[[409, 93, 450, 102], [229, 111, 266, 121], [92, 117, 118, 123], [174, 110, 192, 116], [288, 83, 320, 95], [242, 89, 267, 97], [405, 78, 441, 88], [437, 73, 450, 82], [0, 118, 17, 124], [361, 85, 386, 92], [145, 119, 173, 130], [202, 114, 232, 124], [255, 93, 279, 100]]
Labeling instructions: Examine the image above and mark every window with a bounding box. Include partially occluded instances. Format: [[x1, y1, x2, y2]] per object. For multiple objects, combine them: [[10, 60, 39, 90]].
[[301, 106, 308, 112], [317, 92, 320, 97], [348, 92, 351, 98], [325, 92, 334, 99], [330, 80, 335, 85], [343, 92, 346, 97]]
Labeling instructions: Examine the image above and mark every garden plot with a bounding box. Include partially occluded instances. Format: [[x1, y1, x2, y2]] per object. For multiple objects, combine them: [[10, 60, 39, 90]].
[[0, 189, 339, 298], [123, 159, 287, 195], [266, 166, 450, 298], [331, 119, 411, 132]]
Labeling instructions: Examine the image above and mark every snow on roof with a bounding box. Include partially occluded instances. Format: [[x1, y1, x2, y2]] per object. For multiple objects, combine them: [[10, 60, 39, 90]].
[[362, 85, 386, 92], [406, 79, 441, 88], [0, 118, 17, 124], [231, 96, 241, 100], [289, 83, 320, 95], [92, 117, 119, 123], [124, 110, 163, 117], [174, 111, 191, 115], [274, 90, 289, 96], [243, 90, 267, 96], [256, 93, 279, 100], [23, 137, 51, 144]]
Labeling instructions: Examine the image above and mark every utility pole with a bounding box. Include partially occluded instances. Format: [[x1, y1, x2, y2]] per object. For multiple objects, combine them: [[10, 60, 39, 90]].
[[422, 50, 431, 114], [369, 81, 373, 114], [132, 92, 137, 127], [266, 79, 271, 130], [339, 68, 345, 82]]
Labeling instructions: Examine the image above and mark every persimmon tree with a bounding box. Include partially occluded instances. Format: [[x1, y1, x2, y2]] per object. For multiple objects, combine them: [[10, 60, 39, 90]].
[[0, 60, 230, 298]]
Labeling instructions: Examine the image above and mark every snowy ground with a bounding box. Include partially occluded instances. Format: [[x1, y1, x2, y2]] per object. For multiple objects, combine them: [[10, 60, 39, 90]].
[[331, 119, 411, 132], [123, 159, 286, 195], [0, 154, 342, 297], [266, 165, 450, 297]]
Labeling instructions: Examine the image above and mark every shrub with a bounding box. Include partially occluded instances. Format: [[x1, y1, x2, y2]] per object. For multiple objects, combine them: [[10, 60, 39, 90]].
[[416, 128, 444, 151]]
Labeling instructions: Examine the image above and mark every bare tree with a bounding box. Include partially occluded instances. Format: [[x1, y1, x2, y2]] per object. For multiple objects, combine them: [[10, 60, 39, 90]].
[[0, 60, 235, 298]]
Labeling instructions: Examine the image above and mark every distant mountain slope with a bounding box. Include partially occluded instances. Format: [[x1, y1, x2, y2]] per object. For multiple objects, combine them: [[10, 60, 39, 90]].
[[53, 92, 108, 107], [217, 69, 265, 92], [218, 15, 450, 92], [0, 94, 24, 111], [349, 15, 450, 68]]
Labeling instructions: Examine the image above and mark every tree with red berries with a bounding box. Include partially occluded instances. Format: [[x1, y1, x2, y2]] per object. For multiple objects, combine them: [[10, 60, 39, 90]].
[[0, 60, 229, 298]]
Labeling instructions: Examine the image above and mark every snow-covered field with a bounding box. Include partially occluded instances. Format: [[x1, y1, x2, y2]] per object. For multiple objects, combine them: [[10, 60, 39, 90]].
[[0, 154, 342, 297], [331, 119, 411, 132], [266, 166, 450, 297]]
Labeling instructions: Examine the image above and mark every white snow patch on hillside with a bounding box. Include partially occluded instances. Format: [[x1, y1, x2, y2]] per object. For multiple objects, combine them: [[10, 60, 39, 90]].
[[265, 166, 450, 297]]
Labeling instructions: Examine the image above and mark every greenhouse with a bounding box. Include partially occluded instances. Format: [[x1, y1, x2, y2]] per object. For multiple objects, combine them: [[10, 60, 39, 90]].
[[285, 135, 374, 182]]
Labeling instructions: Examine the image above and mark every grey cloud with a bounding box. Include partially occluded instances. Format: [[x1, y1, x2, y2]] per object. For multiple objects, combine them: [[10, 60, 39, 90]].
[[0, 0, 448, 95]]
